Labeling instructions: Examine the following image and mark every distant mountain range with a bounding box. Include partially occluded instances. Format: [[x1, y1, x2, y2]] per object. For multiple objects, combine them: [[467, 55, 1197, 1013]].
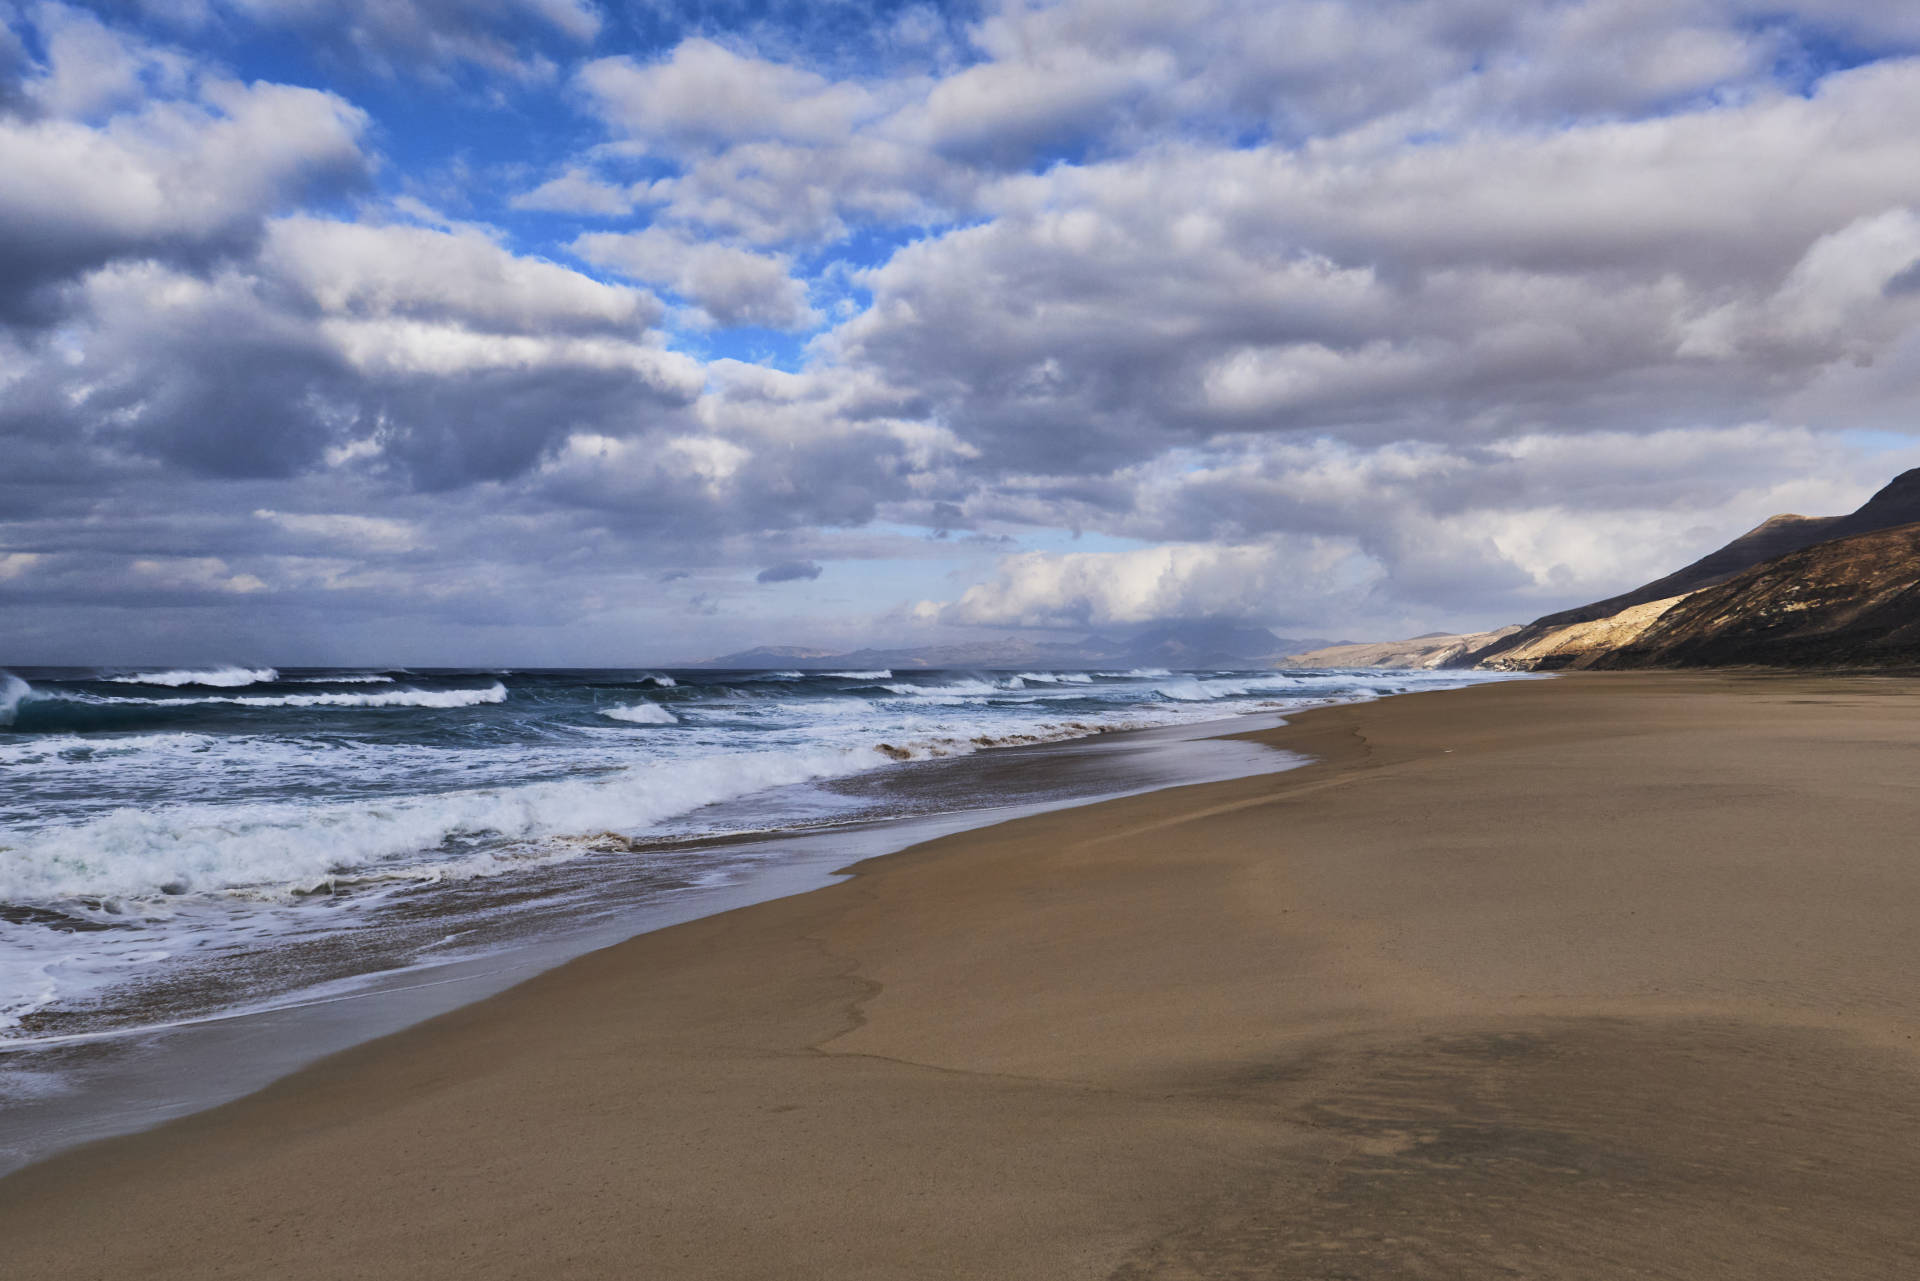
[[1453, 468, 1920, 670], [706, 469, 1920, 676], [693, 620, 1338, 671]]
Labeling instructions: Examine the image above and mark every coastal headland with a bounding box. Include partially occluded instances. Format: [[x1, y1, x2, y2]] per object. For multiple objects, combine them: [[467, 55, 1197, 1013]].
[[4, 673, 1919, 1278]]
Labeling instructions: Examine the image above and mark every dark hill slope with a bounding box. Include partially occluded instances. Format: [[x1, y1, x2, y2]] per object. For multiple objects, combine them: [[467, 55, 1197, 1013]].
[[1592, 521, 1920, 668], [1463, 469, 1920, 666]]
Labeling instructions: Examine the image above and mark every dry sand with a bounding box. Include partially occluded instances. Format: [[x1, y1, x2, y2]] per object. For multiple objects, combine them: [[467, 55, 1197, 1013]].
[[5, 672, 1920, 1278]]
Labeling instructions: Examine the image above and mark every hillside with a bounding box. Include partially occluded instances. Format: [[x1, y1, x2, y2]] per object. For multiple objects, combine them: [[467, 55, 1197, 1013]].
[[1590, 522, 1920, 668], [1463, 469, 1920, 667], [1278, 625, 1521, 670], [1473, 598, 1687, 671]]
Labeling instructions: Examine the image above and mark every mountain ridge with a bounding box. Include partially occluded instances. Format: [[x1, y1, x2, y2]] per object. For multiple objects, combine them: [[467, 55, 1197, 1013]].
[[1588, 521, 1920, 668], [1460, 469, 1920, 668]]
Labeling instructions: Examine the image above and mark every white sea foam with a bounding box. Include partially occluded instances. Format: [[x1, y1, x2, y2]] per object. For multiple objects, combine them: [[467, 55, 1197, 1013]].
[[0, 918, 178, 1032], [0, 744, 884, 909], [641, 674, 677, 687], [0, 671, 28, 728], [1010, 671, 1093, 684], [881, 679, 1002, 698], [0, 730, 217, 768], [62, 683, 508, 711], [289, 674, 394, 684], [106, 666, 278, 688], [824, 670, 891, 679], [738, 697, 873, 724], [1151, 675, 1316, 701], [1096, 668, 1171, 678], [601, 702, 677, 725], [1154, 677, 1245, 701]]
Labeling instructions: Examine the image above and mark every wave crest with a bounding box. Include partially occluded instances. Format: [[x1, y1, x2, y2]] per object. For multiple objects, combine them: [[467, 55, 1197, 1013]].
[[288, 674, 394, 685], [880, 679, 1002, 698], [106, 666, 279, 688], [0, 670, 28, 727], [68, 683, 508, 711], [601, 702, 677, 725]]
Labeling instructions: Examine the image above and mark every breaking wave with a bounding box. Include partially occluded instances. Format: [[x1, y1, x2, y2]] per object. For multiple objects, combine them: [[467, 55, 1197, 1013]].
[[0, 744, 881, 909], [1155, 677, 1260, 701], [824, 670, 891, 679], [601, 702, 677, 725], [106, 666, 278, 688], [66, 683, 508, 711], [0, 671, 28, 728], [882, 679, 1003, 698]]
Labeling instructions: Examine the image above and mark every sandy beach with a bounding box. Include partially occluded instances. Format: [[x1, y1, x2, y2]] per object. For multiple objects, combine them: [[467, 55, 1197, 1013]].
[[4, 672, 1919, 1278]]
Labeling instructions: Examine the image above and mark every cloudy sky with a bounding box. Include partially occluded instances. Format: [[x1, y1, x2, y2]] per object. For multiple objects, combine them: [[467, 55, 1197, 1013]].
[[7, 0, 1920, 664]]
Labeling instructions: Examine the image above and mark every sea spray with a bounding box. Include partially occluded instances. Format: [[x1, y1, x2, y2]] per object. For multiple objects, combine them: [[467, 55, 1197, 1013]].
[[0, 671, 28, 727]]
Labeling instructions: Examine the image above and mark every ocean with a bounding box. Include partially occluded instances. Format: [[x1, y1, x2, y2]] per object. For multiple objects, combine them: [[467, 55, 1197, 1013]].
[[0, 662, 1517, 1166]]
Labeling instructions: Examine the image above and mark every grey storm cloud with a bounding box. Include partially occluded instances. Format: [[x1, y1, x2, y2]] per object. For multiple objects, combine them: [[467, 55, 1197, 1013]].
[[756, 560, 823, 583], [10, 0, 1920, 662]]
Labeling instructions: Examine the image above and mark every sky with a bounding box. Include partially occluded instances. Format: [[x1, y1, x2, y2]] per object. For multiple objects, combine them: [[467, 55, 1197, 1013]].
[[7, 0, 1920, 664]]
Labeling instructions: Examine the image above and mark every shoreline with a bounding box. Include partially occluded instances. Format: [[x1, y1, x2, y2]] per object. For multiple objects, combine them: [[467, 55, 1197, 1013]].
[[6, 672, 1920, 1277], [0, 700, 1319, 1176]]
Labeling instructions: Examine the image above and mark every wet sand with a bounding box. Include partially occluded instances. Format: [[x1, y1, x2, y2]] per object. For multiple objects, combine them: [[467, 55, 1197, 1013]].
[[4, 672, 1919, 1278]]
